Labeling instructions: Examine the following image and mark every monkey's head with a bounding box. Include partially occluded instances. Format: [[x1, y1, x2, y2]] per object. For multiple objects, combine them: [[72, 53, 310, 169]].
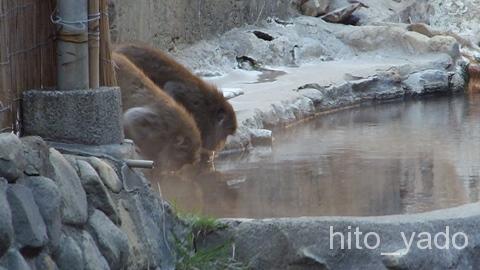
[[123, 105, 201, 171], [164, 81, 237, 152]]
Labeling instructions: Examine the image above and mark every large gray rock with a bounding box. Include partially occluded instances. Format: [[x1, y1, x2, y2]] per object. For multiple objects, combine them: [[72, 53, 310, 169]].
[[20, 136, 54, 178], [35, 252, 59, 270], [86, 157, 122, 193], [55, 235, 84, 270], [7, 184, 48, 249], [49, 149, 88, 226], [201, 203, 480, 270], [0, 179, 13, 258], [18, 177, 62, 252], [404, 69, 450, 95], [0, 249, 31, 270], [68, 230, 110, 270], [0, 133, 25, 182], [77, 160, 120, 224], [88, 210, 129, 270]]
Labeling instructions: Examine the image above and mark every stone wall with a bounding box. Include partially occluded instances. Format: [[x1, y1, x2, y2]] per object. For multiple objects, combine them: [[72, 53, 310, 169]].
[[109, 0, 294, 49], [0, 133, 186, 270]]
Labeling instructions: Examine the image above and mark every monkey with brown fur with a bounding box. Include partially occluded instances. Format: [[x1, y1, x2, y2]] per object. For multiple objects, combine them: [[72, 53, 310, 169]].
[[113, 52, 201, 170], [115, 44, 237, 156]]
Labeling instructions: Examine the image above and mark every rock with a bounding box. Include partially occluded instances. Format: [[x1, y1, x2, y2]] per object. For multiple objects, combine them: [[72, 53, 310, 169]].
[[249, 129, 273, 146], [88, 210, 129, 270], [404, 69, 450, 95], [35, 252, 58, 270], [0, 133, 25, 182], [402, 31, 431, 54], [7, 184, 48, 249], [18, 177, 62, 252], [0, 179, 13, 258], [0, 249, 31, 270], [298, 0, 330, 17], [77, 160, 120, 224], [382, 249, 409, 270], [55, 235, 84, 270], [49, 149, 88, 226], [20, 136, 54, 178], [321, 2, 368, 24], [68, 230, 110, 270], [86, 157, 122, 193], [428, 35, 460, 59]]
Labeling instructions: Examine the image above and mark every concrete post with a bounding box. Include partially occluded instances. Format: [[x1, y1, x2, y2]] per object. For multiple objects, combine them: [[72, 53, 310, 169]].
[[56, 0, 89, 90]]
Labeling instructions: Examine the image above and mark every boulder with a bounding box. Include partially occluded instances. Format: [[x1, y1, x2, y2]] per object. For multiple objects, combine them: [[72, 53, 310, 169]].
[[68, 230, 110, 270], [77, 160, 120, 224], [20, 136, 54, 178], [403, 69, 450, 95], [299, 0, 330, 17], [86, 157, 122, 193], [55, 235, 84, 270], [18, 177, 62, 252], [0, 133, 25, 182], [88, 210, 129, 270], [0, 179, 13, 258], [428, 35, 460, 59], [35, 252, 59, 270], [0, 249, 31, 270], [49, 149, 88, 226], [7, 184, 48, 249]]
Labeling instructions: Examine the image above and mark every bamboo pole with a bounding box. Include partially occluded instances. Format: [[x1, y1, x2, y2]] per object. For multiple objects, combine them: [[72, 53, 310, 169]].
[[88, 0, 100, 89], [99, 0, 117, 86], [56, 0, 89, 90]]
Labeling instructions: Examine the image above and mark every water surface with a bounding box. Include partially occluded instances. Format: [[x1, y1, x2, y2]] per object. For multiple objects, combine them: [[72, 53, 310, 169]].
[[154, 94, 480, 218]]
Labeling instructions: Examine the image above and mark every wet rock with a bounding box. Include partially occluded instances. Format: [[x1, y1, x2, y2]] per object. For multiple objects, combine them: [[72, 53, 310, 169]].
[[250, 129, 273, 146], [35, 252, 58, 270], [86, 157, 122, 193], [69, 230, 110, 270], [382, 249, 409, 270], [77, 160, 119, 224], [0, 133, 25, 182], [7, 184, 48, 250], [0, 179, 13, 258], [20, 136, 54, 178], [55, 235, 84, 270], [18, 177, 62, 252], [404, 69, 450, 95], [49, 149, 88, 226], [88, 210, 129, 270], [0, 249, 31, 270]]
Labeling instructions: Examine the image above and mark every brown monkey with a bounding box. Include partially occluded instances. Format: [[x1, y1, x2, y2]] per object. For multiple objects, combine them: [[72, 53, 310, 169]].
[[115, 44, 237, 153], [112, 52, 201, 170]]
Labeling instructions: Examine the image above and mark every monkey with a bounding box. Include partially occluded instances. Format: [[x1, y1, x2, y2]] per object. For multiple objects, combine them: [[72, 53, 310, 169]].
[[112, 52, 201, 170], [115, 44, 237, 155]]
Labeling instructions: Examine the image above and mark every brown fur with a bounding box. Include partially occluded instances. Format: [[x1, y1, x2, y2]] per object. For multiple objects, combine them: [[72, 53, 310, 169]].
[[112, 52, 201, 170], [115, 44, 237, 151], [408, 23, 479, 50]]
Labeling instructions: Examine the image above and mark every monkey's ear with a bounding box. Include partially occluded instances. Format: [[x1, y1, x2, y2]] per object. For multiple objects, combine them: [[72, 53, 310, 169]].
[[123, 107, 156, 131]]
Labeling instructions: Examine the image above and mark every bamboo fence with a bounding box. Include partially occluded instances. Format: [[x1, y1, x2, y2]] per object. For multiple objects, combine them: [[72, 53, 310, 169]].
[[0, 0, 116, 133]]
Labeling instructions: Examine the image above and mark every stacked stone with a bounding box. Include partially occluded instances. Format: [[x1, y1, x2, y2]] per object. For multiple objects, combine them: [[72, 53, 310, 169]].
[[0, 133, 186, 270]]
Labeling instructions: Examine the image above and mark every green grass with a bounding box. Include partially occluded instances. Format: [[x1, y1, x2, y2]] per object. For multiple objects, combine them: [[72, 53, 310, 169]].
[[172, 204, 249, 270]]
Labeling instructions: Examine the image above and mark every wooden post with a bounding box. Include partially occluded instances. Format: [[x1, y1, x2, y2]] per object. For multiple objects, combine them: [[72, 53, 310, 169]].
[[88, 0, 100, 89], [56, 0, 89, 90]]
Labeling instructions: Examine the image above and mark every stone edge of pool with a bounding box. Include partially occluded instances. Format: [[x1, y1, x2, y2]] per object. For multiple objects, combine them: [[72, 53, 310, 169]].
[[199, 202, 480, 269], [220, 55, 468, 156]]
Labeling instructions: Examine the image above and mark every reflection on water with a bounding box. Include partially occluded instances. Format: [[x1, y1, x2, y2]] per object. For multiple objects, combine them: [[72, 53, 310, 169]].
[[152, 94, 480, 218]]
